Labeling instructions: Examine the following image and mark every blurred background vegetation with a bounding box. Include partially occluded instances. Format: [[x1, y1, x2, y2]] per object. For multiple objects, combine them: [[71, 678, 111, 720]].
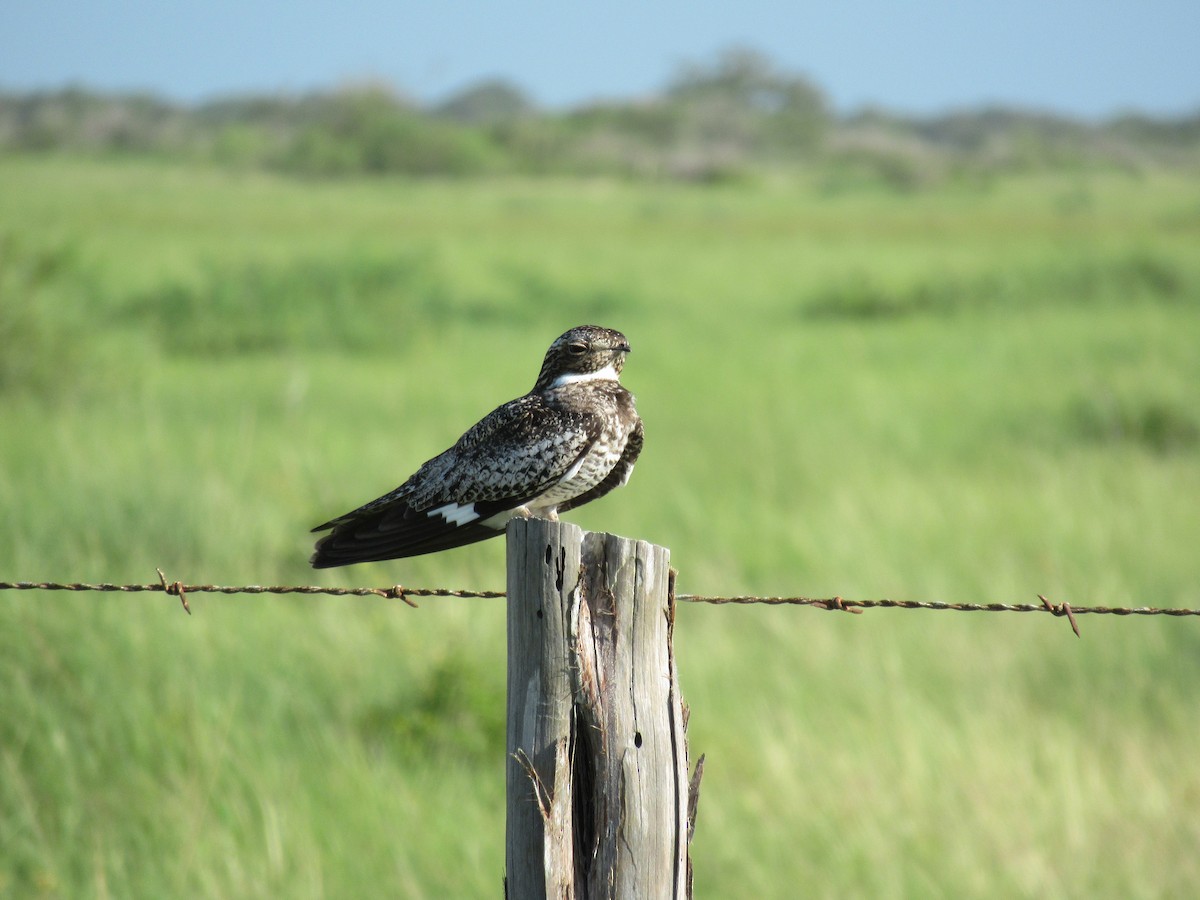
[[4, 47, 1199, 185], [2, 46, 1199, 899]]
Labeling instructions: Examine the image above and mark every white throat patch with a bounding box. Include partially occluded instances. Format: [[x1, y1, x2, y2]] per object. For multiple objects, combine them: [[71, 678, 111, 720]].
[[550, 362, 620, 388]]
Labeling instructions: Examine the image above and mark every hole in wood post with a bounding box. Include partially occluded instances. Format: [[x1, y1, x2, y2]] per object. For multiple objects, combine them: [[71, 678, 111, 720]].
[[544, 544, 552, 564], [634, 731, 643, 748], [536, 608, 543, 619]]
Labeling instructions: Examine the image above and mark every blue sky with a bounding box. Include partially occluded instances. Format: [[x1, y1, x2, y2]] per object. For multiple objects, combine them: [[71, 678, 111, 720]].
[[3, 1, 1199, 118]]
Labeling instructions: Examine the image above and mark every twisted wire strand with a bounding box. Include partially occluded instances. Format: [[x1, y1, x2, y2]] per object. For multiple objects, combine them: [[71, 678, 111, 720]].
[[0, 581, 504, 599], [676, 594, 1200, 615], [2, 575, 1197, 635], [0, 572, 504, 613]]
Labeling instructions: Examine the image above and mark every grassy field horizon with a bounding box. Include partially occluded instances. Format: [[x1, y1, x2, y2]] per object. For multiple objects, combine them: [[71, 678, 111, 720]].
[[2, 156, 1198, 897]]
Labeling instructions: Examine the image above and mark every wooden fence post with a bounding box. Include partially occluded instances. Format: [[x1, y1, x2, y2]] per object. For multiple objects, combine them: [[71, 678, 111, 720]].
[[505, 518, 697, 899]]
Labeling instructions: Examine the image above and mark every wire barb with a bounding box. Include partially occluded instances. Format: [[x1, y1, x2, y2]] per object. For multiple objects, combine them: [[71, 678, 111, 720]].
[[387, 585, 418, 608], [1039, 594, 1081, 638], [156, 567, 190, 615], [825, 595, 863, 614]]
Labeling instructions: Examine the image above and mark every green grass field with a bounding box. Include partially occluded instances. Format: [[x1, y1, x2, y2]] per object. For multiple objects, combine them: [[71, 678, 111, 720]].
[[2, 156, 1199, 898]]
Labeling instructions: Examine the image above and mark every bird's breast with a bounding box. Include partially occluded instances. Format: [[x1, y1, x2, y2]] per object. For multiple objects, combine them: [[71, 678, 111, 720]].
[[530, 385, 639, 511]]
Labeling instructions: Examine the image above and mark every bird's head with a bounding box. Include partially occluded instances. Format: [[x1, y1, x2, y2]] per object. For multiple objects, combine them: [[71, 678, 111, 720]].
[[534, 325, 631, 392]]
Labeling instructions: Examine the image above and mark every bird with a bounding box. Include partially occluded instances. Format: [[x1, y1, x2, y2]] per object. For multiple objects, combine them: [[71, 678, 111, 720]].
[[310, 325, 643, 568]]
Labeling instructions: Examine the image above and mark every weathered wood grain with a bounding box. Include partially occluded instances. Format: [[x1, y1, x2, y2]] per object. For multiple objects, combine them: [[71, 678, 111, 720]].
[[505, 518, 694, 900]]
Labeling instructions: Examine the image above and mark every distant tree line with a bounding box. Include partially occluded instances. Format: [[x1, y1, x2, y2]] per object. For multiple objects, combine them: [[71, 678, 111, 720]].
[[2, 48, 1197, 184]]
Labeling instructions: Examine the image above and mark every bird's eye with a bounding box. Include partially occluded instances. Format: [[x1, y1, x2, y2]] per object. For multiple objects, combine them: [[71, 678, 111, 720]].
[[567, 341, 588, 355]]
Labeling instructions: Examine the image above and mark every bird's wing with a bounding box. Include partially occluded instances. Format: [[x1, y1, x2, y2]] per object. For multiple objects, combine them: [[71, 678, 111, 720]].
[[310, 395, 599, 566], [407, 394, 597, 508]]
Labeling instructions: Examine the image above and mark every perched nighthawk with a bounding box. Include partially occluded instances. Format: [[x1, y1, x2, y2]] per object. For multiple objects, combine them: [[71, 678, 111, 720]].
[[310, 325, 643, 568]]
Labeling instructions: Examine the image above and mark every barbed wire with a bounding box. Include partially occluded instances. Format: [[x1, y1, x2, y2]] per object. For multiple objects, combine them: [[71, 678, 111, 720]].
[[0, 569, 505, 614], [3, 570, 1199, 636], [677, 593, 1200, 637]]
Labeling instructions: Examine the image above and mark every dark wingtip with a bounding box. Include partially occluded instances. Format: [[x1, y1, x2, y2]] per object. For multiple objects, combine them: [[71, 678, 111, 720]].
[[309, 534, 333, 568], [305, 500, 511, 568]]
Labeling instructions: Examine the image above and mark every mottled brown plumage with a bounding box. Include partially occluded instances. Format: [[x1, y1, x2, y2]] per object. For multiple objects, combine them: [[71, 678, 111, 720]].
[[310, 326, 642, 567]]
